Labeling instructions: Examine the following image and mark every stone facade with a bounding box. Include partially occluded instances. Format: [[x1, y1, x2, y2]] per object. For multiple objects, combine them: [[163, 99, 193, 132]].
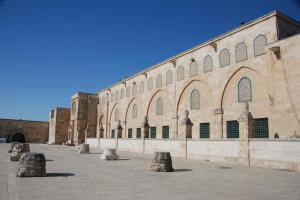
[[0, 118, 49, 143], [53, 11, 300, 170], [84, 11, 300, 141], [48, 108, 70, 144]]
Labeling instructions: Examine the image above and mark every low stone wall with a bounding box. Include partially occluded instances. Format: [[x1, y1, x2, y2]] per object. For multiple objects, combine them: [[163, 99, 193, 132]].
[[87, 138, 300, 170]]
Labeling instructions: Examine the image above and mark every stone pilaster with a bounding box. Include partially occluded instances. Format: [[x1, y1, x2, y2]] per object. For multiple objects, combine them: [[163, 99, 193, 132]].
[[213, 108, 223, 139], [238, 102, 253, 166]]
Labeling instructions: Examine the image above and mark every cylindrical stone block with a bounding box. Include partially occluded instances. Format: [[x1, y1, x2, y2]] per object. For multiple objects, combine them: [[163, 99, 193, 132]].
[[10, 143, 30, 161], [101, 148, 119, 160], [150, 152, 174, 172], [79, 144, 90, 154], [16, 152, 46, 177]]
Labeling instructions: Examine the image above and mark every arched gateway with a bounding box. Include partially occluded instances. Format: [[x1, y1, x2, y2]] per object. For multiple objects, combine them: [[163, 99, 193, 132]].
[[9, 131, 26, 143]]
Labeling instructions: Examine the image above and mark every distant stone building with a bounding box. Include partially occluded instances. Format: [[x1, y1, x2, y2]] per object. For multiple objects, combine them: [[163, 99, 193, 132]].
[[0, 118, 49, 143], [48, 108, 70, 144], [53, 11, 300, 170]]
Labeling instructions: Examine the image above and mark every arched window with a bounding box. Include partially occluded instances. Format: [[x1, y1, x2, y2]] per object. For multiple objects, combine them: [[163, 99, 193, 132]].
[[120, 89, 124, 99], [132, 84, 137, 95], [156, 98, 163, 115], [166, 70, 173, 85], [132, 104, 137, 119], [139, 81, 144, 93], [115, 90, 119, 101], [238, 77, 252, 102], [115, 109, 119, 121], [190, 89, 200, 110], [254, 35, 267, 56], [235, 42, 247, 62], [147, 77, 153, 91], [126, 86, 130, 98], [110, 93, 114, 103], [203, 55, 213, 73], [156, 74, 162, 88], [219, 49, 230, 67], [177, 66, 184, 81], [190, 60, 198, 77]]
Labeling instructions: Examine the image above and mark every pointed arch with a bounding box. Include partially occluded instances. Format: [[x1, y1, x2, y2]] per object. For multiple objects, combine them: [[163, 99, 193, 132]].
[[124, 97, 136, 123], [109, 103, 118, 125], [146, 90, 163, 116]]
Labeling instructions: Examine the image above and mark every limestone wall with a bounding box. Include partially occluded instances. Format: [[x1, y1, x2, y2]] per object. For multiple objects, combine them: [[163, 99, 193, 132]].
[[0, 118, 49, 143], [88, 138, 300, 170]]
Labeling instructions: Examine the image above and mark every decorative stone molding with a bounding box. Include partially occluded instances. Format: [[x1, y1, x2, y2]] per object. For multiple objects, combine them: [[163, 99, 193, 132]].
[[213, 108, 223, 115], [209, 42, 217, 52], [269, 46, 281, 59]]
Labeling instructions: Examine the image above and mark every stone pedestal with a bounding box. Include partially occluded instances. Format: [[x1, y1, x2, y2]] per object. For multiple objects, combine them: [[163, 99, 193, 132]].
[[10, 143, 30, 161], [179, 110, 193, 139], [141, 116, 150, 139], [101, 149, 119, 160], [150, 152, 174, 172], [238, 102, 253, 166], [8, 142, 20, 153], [79, 144, 90, 154], [16, 152, 46, 177]]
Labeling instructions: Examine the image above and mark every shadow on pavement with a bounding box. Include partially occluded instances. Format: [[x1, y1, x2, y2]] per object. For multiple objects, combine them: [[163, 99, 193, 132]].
[[46, 173, 75, 177], [174, 169, 193, 172]]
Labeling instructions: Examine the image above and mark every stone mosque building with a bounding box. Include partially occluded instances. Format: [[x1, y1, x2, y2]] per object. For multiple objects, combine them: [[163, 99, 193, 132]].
[[49, 11, 300, 170]]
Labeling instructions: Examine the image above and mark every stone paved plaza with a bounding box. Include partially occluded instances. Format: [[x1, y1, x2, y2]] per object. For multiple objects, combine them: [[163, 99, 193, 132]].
[[1, 144, 300, 200]]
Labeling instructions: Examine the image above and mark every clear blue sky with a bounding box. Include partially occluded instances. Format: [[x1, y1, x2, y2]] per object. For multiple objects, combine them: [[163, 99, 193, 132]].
[[0, 0, 300, 121]]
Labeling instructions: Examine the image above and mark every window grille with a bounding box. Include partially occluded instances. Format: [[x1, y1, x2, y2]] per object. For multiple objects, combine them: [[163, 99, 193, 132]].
[[136, 128, 141, 138], [220, 49, 230, 67], [111, 130, 115, 138], [254, 35, 267, 56], [150, 127, 156, 138], [203, 55, 213, 73], [190, 61, 198, 77], [128, 128, 132, 138], [253, 118, 269, 138], [162, 126, 169, 139], [177, 66, 184, 81], [227, 120, 239, 138], [200, 123, 210, 138]]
